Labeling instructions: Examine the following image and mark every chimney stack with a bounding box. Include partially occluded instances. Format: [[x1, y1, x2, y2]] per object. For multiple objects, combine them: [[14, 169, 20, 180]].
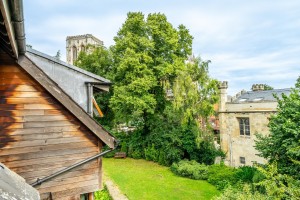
[[218, 81, 228, 112], [252, 84, 264, 91]]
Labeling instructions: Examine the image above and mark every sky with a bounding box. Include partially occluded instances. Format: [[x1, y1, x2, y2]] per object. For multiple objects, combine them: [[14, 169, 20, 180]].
[[23, 0, 300, 95]]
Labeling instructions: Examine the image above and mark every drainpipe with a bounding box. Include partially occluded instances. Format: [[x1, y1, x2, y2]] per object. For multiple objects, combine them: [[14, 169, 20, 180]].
[[31, 147, 117, 187], [87, 83, 93, 116], [229, 136, 234, 167], [10, 0, 26, 55]]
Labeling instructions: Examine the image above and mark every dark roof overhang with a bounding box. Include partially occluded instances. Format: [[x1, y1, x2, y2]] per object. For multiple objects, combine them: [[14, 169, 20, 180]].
[[0, 0, 26, 59]]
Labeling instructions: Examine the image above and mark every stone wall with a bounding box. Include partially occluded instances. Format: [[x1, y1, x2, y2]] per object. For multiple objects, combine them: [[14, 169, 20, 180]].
[[66, 34, 103, 65], [220, 109, 275, 167], [218, 81, 278, 167]]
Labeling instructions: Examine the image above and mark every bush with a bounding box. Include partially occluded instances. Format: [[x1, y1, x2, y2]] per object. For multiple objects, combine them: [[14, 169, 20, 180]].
[[94, 185, 112, 200], [234, 166, 257, 183], [207, 164, 238, 190], [214, 184, 268, 200], [144, 144, 159, 162], [170, 160, 209, 180]]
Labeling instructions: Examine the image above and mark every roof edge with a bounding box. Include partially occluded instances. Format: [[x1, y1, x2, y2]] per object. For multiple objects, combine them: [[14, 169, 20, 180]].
[[26, 47, 111, 83], [0, 0, 19, 58]]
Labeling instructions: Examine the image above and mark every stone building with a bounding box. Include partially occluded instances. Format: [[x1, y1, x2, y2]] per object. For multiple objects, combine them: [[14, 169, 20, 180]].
[[219, 82, 291, 167], [66, 34, 103, 65]]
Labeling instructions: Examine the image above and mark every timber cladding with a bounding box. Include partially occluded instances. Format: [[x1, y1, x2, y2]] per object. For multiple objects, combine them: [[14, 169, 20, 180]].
[[0, 64, 102, 199]]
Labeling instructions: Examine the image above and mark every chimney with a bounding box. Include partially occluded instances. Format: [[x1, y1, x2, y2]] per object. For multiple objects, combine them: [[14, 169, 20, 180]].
[[252, 84, 264, 91], [218, 81, 228, 112]]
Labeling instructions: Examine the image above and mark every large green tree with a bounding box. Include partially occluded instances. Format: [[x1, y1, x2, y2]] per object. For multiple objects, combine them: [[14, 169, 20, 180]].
[[255, 78, 300, 178], [109, 12, 193, 125]]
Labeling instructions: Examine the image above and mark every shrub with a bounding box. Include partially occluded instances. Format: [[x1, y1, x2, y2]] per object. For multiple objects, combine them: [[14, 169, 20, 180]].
[[234, 166, 257, 183], [94, 185, 112, 200], [214, 184, 268, 200], [207, 164, 238, 190], [170, 160, 209, 180], [144, 144, 159, 162]]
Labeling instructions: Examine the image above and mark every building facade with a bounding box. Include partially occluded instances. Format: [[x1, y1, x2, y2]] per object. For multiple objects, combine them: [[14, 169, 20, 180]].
[[219, 82, 291, 167], [66, 34, 103, 65]]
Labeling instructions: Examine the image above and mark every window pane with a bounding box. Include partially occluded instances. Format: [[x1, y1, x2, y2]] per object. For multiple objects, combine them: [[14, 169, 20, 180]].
[[238, 118, 250, 136], [240, 157, 246, 164]]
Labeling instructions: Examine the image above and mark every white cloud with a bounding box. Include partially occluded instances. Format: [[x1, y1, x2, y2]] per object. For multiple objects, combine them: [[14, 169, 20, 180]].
[[23, 0, 300, 95]]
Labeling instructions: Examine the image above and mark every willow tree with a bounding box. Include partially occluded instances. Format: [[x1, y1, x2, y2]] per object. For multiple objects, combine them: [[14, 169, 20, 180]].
[[172, 57, 219, 128]]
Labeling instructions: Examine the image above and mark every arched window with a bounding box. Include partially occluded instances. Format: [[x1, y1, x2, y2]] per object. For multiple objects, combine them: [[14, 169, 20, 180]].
[[72, 46, 77, 62], [81, 45, 85, 52]]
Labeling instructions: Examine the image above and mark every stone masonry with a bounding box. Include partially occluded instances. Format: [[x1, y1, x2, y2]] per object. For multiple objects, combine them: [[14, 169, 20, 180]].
[[218, 82, 291, 167], [66, 34, 103, 65]]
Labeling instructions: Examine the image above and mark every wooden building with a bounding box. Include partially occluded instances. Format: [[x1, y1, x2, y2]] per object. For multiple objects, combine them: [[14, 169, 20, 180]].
[[0, 0, 116, 199]]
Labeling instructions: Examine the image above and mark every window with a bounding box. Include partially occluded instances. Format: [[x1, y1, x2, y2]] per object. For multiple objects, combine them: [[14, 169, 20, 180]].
[[240, 157, 246, 164], [80, 193, 93, 200], [72, 46, 77, 62], [81, 45, 85, 52], [238, 118, 250, 136]]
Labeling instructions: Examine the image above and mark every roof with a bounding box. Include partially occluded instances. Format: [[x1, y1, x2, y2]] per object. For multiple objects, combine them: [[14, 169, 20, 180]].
[[0, 0, 26, 58], [18, 55, 116, 148], [233, 88, 292, 103], [0, 163, 40, 200], [26, 47, 111, 83]]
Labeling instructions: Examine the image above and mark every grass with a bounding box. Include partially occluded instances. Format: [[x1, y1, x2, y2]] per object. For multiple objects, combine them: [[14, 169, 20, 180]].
[[103, 158, 220, 200]]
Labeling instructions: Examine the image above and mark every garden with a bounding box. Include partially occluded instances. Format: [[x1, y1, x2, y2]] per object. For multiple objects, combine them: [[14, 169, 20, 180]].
[[75, 11, 300, 200], [103, 158, 220, 200]]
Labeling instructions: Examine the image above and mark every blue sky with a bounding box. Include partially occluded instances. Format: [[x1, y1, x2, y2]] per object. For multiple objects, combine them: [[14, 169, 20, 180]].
[[23, 0, 300, 95]]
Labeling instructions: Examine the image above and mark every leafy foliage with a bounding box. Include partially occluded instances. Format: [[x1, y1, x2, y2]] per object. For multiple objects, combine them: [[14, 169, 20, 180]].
[[214, 184, 268, 200], [207, 164, 239, 190], [255, 78, 300, 178], [75, 45, 113, 79], [94, 186, 112, 200], [215, 162, 300, 199], [170, 160, 209, 180], [110, 12, 193, 124], [170, 160, 259, 191], [75, 11, 221, 168], [263, 84, 274, 90]]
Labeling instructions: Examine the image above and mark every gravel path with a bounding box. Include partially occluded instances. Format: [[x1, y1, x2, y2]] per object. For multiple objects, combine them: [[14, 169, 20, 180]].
[[103, 173, 128, 200]]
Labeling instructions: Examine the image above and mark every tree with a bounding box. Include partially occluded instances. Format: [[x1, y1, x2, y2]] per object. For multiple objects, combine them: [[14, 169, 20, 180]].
[[255, 77, 300, 178], [109, 12, 193, 125], [173, 57, 219, 126], [263, 84, 273, 90], [74, 46, 113, 79]]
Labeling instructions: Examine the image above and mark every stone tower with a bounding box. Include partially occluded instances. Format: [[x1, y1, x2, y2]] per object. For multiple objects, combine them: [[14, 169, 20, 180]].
[[66, 34, 103, 65]]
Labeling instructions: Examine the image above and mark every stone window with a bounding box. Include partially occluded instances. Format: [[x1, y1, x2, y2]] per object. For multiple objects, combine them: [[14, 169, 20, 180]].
[[72, 46, 77, 62], [240, 156, 246, 164], [81, 45, 85, 52], [238, 118, 250, 136]]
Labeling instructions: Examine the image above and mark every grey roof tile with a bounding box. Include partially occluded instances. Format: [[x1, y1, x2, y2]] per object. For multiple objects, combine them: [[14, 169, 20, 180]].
[[233, 88, 292, 103]]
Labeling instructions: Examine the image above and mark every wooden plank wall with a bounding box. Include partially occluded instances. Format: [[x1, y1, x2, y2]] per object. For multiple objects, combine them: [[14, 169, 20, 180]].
[[0, 64, 102, 200]]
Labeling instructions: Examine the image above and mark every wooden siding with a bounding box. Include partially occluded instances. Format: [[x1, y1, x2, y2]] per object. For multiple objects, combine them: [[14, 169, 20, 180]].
[[0, 64, 103, 199]]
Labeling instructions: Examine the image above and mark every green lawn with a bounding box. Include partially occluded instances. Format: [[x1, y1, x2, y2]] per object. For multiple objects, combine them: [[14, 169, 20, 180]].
[[103, 158, 220, 200]]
